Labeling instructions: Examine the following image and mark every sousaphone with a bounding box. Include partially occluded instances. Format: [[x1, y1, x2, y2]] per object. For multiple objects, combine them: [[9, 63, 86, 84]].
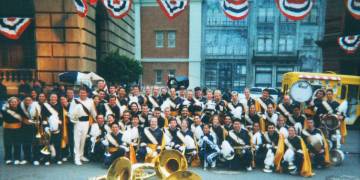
[[94, 157, 156, 180], [94, 150, 201, 180], [155, 150, 189, 179]]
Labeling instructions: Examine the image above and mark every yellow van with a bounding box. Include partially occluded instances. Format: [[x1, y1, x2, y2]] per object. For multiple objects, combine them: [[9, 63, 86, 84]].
[[281, 72, 360, 126]]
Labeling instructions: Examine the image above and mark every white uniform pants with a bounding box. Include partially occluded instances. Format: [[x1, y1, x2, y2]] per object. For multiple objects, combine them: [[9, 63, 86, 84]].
[[283, 149, 295, 164], [264, 149, 275, 167], [74, 121, 89, 161], [294, 123, 302, 135]]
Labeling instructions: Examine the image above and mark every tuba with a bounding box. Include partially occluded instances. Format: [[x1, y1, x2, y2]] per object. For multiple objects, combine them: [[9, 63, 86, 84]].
[[95, 157, 156, 180], [330, 149, 345, 166], [94, 150, 201, 180], [321, 114, 340, 131], [155, 150, 188, 179], [166, 171, 201, 180]]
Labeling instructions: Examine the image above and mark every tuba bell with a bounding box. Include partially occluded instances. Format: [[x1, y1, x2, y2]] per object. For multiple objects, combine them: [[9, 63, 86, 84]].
[[104, 157, 156, 180], [330, 149, 345, 166], [154, 150, 188, 179], [107, 157, 132, 180], [95, 150, 201, 180], [165, 171, 201, 180]]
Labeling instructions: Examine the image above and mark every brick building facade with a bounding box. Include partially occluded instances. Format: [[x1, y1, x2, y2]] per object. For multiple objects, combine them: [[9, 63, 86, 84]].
[[136, 1, 187, 87]]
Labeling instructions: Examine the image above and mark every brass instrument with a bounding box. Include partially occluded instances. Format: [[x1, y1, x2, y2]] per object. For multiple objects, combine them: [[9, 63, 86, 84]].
[[95, 157, 156, 180], [96, 150, 201, 180], [233, 145, 251, 156], [165, 171, 201, 180], [321, 114, 340, 131], [155, 150, 188, 179], [40, 132, 51, 155], [330, 149, 345, 166], [34, 108, 42, 139], [40, 118, 51, 155], [107, 157, 132, 180], [31, 107, 51, 155]]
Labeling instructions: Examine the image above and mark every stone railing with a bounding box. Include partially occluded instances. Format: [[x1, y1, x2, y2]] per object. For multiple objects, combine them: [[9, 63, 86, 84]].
[[0, 68, 37, 82]]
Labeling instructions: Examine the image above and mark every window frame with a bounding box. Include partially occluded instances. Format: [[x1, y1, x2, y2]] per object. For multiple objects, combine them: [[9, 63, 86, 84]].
[[155, 31, 164, 48], [155, 69, 163, 84], [167, 31, 176, 48]]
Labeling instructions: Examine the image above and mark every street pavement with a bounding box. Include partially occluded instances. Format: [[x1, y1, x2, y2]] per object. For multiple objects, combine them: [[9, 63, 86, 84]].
[[0, 128, 359, 180]]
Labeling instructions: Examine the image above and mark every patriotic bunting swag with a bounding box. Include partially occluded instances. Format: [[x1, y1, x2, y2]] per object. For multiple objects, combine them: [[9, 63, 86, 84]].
[[338, 35, 360, 54], [73, 0, 88, 17], [102, 0, 132, 19], [0, 17, 31, 40], [157, 0, 189, 20], [90, 0, 98, 5], [275, 0, 314, 21], [345, 0, 360, 20], [220, 0, 249, 20]]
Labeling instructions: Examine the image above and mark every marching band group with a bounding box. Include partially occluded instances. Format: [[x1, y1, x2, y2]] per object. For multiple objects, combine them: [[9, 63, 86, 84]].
[[1, 81, 347, 177]]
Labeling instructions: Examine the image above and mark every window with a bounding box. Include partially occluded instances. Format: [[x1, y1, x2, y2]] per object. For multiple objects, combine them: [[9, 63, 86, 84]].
[[155, 70, 162, 84], [348, 85, 359, 104], [257, 35, 273, 52], [0, 21, 35, 69], [155, 31, 164, 48], [233, 64, 247, 91], [204, 63, 217, 89], [205, 62, 247, 91], [255, 66, 272, 87], [279, 36, 295, 52], [258, 7, 274, 23], [303, 33, 313, 46], [340, 85, 347, 100], [204, 29, 248, 56], [167, 31, 176, 48], [276, 66, 293, 87], [168, 69, 176, 77]]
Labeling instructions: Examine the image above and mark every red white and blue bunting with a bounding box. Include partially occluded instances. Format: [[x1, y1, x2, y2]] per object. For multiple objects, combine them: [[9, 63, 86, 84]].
[[220, 0, 249, 20], [73, 0, 88, 17], [275, 0, 314, 21], [102, 0, 132, 19], [0, 17, 32, 40], [338, 35, 360, 54], [157, 0, 189, 20], [90, 0, 98, 5], [345, 0, 360, 20]]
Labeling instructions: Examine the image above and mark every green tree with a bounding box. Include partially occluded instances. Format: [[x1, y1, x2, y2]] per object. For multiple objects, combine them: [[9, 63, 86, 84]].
[[97, 50, 143, 85]]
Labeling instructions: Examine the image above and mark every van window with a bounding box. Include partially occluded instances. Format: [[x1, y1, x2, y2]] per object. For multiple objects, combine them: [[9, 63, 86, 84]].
[[340, 85, 347, 100], [347, 85, 359, 105]]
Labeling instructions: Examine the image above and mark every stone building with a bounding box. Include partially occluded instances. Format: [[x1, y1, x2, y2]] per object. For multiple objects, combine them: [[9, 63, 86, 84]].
[[0, 0, 135, 94]]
